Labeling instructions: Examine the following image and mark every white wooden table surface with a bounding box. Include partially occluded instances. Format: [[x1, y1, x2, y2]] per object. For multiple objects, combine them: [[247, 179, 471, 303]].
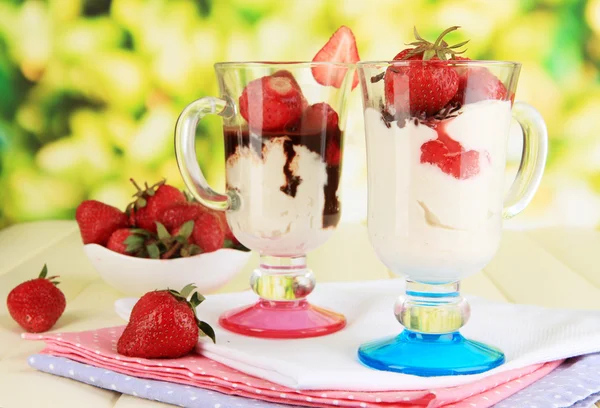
[[0, 221, 599, 408]]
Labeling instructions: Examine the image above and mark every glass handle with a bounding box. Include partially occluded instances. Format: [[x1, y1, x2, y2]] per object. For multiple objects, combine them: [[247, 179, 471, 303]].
[[174, 96, 236, 212], [502, 101, 548, 219]]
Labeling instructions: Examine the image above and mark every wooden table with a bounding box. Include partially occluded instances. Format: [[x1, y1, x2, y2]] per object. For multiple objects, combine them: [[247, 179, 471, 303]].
[[0, 221, 599, 407]]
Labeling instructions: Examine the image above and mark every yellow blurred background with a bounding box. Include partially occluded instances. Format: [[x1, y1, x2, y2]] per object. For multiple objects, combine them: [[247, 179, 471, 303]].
[[0, 0, 598, 229]]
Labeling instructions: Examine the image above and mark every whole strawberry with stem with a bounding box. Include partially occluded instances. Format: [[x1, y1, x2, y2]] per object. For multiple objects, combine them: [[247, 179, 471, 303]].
[[76, 200, 129, 246], [7, 265, 66, 333], [156, 221, 202, 259], [192, 212, 225, 253], [127, 179, 186, 233], [117, 284, 215, 359], [384, 26, 468, 117], [107, 228, 155, 258]]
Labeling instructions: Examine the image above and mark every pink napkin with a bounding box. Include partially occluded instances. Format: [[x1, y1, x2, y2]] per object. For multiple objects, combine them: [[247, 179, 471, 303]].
[[24, 327, 561, 408]]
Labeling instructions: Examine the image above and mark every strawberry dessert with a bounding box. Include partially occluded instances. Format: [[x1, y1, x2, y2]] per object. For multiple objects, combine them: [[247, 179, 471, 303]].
[[224, 26, 359, 256], [363, 27, 512, 282]]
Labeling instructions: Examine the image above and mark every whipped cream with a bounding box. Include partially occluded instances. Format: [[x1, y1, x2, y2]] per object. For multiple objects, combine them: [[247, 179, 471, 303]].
[[365, 100, 512, 282], [226, 136, 334, 256]]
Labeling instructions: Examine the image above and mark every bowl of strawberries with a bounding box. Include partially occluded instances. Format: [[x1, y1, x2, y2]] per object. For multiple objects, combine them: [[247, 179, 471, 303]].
[[76, 179, 252, 296]]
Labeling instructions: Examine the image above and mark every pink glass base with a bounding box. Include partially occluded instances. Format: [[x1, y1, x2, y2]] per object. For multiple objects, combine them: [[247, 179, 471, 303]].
[[218, 299, 346, 339]]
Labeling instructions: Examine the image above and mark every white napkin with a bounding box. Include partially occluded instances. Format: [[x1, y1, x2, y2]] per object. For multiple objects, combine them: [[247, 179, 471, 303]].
[[115, 279, 600, 391]]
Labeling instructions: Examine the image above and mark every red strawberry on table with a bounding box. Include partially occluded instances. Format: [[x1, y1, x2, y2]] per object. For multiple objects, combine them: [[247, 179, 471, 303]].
[[384, 26, 466, 116], [76, 200, 129, 246], [192, 212, 225, 253], [128, 179, 186, 233], [312, 25, 360, 89], [239, 72, 305, 132], [117, 284, 215, 359], [7, 265, 66, 333]]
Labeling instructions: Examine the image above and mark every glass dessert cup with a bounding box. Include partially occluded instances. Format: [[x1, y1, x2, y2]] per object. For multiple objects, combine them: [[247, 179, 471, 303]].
[[174, 62, 356, 338], [357, 61, 548, 375]]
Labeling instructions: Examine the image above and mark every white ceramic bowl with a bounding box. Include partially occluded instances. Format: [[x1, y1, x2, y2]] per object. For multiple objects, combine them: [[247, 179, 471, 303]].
[[84, 244, 252, 296]]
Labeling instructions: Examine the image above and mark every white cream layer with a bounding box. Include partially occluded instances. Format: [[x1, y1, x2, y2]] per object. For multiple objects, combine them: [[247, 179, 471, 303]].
[[365, 100, 512, 282], [225, 136, 333, 256]]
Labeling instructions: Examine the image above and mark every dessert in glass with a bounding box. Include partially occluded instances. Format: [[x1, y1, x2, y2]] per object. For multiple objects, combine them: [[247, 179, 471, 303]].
[[357, 27, 548, 375], [174, 60, 356, 338]]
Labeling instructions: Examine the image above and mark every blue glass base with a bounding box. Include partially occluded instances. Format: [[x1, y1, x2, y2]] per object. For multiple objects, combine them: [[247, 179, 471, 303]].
[[358, 330, 505, 377]]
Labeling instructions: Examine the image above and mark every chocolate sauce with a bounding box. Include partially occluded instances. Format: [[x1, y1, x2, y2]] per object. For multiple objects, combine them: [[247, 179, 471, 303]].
[[224, 126, 343, 229], [279, 139, 302, 197]]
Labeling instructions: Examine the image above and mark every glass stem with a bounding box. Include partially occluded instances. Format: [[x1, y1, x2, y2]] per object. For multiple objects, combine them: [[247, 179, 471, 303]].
[[250, 255, 315, 302], [394, 280, 470, 334]]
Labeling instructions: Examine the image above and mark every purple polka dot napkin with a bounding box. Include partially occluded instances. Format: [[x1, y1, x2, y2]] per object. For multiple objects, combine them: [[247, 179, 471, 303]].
[[29, 353, 600, 408]]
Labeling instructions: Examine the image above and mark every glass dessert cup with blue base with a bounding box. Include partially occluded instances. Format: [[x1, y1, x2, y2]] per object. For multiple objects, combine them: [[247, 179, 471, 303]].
[[174, 62, 355, 339], [357, 60, 548, 376]]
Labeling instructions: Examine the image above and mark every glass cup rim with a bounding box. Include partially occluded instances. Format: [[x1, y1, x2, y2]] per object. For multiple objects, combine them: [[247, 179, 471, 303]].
[[214, 61, 355, 69], [357, 60, 522, 68]]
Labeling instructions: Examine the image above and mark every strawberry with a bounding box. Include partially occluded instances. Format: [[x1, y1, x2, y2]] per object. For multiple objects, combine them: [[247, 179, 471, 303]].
[[420, 139, 481, 180], [76, 200, 129, 246], [312, 25, 360, 90], [451, 65, 507, 105], [106, 228, 153, 257], [159, 202, 207, 231], [292, 102, 340, 134], [160, 202, 237, 246], [128, 179, 186, 233], [192, 212, 225, 253], [117, 284, 215, 359], [213, 211, 238, 245], [106, 229, 136, 255], [156, 221, 201, 259], [6, 265, 66, 333], [326, 140, 342, 166], [272, 70, 308, 110], [239, 72, 305, 132], [384, 26, 467, 116]]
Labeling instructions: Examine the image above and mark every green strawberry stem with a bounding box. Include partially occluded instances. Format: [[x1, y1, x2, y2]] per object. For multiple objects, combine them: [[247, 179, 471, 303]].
[[39, 264, 48, 279], [403, 26, 469, 61], [168, 284, 215, 343], [161, 242, 182, 259], [38, 264, 60, 285]]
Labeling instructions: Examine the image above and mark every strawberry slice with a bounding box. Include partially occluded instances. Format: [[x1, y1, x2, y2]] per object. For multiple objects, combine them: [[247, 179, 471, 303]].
[[239, 72, 305, 132], [311, 26, 360, 90], [421, 140, 481, 180]]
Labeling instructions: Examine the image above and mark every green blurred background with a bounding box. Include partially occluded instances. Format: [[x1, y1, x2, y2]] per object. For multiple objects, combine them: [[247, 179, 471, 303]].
[[0, 0, 599, 229]]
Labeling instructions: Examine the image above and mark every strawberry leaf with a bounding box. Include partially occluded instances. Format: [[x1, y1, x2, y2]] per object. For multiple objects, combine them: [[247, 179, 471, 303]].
[[124, 235, 144, 245], [196, 319, 216, 343], [147, 243, 160, 259], [156, 222, 171, 240], [177, 220, 194, 239], [129, 228, 151, 235], [223, 239, 236, 249], [189, 291, 205, 308], [189, 245, 202, 256], [179, 283, 197, 299], [39, 264, 48, 279]]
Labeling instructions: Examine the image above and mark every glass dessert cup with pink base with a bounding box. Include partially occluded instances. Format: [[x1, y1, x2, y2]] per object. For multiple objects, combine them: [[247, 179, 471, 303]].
[[357, 60, 548, 375], [174, 62, 356, 338]]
